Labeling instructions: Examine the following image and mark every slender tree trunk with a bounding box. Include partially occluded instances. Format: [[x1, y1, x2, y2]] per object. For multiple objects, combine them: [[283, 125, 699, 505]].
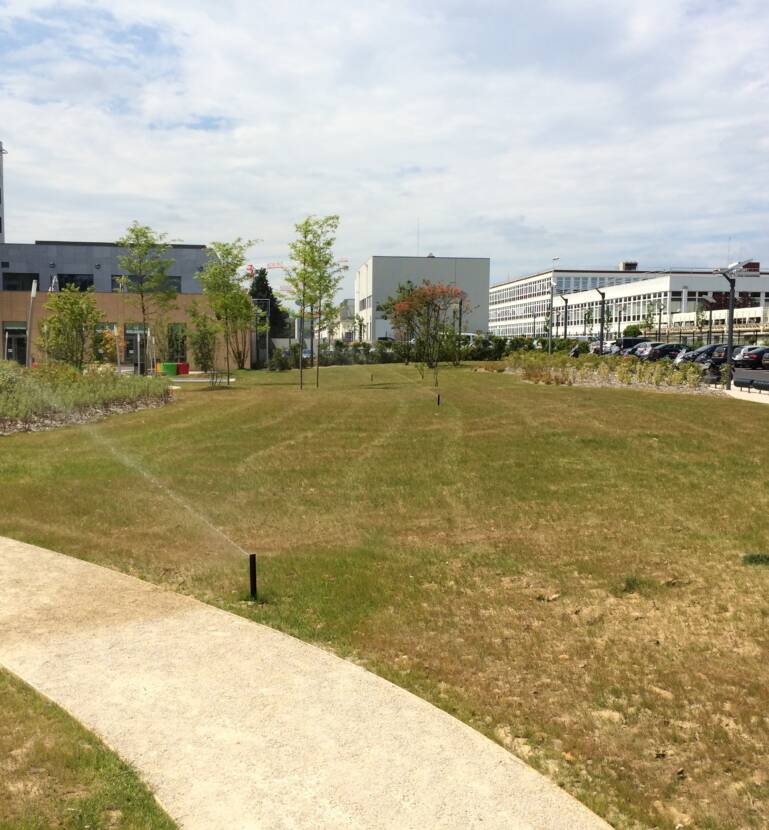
[[309, 304, 315, 373], [299, 284, 305, 389], [225, 322, 231, 386], [315, 293, 322, 388], [139, 291, 148, 375]]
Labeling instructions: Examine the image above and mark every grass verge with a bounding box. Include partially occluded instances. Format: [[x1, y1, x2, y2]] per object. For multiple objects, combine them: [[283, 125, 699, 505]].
[[0, 668, 176, 830], [1, 363, 768, 829]]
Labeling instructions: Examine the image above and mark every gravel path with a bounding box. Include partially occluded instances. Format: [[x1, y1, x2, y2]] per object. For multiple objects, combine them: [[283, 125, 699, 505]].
[[0, 537, 611, 830]]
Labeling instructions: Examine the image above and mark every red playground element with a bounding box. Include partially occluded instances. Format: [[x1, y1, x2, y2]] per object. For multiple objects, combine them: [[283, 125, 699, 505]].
[[176, 362, 190, 375]]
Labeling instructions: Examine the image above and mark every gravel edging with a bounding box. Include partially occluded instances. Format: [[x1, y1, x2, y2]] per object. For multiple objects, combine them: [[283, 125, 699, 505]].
[[0, 397, 171, 436]]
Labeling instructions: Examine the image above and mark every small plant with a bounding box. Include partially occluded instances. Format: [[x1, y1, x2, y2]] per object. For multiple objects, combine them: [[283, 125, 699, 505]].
[[268, 350, 291, 371], [616, 574, 654, 595], [742, 553, 769, 566]]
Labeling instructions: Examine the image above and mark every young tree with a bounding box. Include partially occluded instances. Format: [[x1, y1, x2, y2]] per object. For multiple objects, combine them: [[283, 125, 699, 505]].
[[695, 300, 706, 338], [188, 303, 220, 387], [116, 222, 177, 372], [642, 303, 657, 336], [583, 306, 593, 337], [39, 285, 104, 370], [381, 281, 465, 386], [197, 239, 254, 380], [284, 215, 346, 389], [378, 280, 417, 364]]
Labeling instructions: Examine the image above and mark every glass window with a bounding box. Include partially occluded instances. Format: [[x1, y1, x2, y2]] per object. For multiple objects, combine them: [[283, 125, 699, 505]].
[[2, 272, 39, 291], [59, 274, 94, 291]]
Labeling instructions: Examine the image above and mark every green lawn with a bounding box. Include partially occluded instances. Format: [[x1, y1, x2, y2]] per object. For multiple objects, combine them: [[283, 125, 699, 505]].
[[0, 669, 176, 830], [2, 363, 768, 829]]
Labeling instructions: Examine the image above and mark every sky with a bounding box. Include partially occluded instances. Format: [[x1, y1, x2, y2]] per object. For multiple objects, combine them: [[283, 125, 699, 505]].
[[1, 0, 768, 296]]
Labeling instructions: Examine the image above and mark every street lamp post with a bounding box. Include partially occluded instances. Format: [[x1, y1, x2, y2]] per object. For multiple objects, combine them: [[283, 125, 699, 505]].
[[25, 279, 38, 369], [714, 260, 753, 391], [595, 288, 605, 355], [548, 257, 559, 354], [558, 294, 569, 342]]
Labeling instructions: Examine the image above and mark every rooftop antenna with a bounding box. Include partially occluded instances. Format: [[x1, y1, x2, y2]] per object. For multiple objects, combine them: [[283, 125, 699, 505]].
[[0, 140, 6, 243]]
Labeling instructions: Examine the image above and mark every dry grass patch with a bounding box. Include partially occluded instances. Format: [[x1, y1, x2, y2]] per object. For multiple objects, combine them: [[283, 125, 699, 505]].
[[0, 669, 176, 829], [1, 364, 768, 829]]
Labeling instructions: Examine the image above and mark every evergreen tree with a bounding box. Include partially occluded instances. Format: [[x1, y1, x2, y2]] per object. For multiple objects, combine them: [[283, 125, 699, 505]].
[[247, 267, 289, 337]]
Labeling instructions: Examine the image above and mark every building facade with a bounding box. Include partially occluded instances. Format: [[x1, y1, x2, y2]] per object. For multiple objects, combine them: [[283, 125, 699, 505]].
[[354, 254, 490, 343], [317, 298, 356, 344], [0, 240, 209, 367], [489, 262, 769, 341]]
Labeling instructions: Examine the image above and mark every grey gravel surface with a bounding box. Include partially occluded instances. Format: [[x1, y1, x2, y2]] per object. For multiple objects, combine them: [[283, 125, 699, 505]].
[[0, 536, 611, 830]]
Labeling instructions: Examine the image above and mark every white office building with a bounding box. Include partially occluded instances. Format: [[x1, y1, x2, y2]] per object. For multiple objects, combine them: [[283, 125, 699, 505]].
[[489, 261, 769, 341], [354, 255, 490, 343]]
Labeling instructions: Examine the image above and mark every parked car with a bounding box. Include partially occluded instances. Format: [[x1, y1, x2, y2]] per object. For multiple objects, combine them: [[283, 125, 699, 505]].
[[588, 340, 616, 354], [632, 341, 663, 358], [700, 344, 742, 368], [735, 346, 769, 369], [621, 341, 655, 357], [642, 343, 689, 362], [676, 343, 720, 364]]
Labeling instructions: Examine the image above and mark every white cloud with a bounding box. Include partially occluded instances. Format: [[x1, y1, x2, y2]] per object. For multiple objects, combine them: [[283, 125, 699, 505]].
[[1, 0, 768, 295]]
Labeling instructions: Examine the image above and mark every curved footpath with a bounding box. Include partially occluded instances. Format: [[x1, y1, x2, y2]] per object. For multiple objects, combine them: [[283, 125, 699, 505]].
[[0, 537, 610, 830]]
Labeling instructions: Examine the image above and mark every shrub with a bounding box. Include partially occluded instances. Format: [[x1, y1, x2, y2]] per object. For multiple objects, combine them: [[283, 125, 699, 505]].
[[268, 350, 291, 371], [0, 362, 169, 426], [506, 352, 703, 392]]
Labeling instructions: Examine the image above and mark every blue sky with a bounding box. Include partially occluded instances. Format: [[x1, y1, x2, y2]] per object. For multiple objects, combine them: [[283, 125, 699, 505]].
[[1, 0, 768, 295]]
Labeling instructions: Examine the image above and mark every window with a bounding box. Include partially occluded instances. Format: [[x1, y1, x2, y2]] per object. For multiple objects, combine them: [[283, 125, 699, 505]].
[[0, 261, 9, 268], [59, 274, 94, 291], [2, 272, 39, 291]]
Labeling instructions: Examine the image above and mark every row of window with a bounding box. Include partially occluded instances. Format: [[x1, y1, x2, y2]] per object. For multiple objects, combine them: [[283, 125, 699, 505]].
[[489, 294, 768, 336], [489, 274, 647, 305], [1, 321, 188, 363], [358, 294, 373, 312], [1, 273, 184, 292]]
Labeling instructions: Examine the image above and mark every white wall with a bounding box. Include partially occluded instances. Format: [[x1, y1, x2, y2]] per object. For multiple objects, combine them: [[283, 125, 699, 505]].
[[354, 255, 490, 342]]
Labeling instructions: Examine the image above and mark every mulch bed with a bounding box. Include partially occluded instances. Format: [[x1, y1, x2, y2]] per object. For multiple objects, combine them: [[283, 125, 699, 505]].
[[0, 398, 170, 436]]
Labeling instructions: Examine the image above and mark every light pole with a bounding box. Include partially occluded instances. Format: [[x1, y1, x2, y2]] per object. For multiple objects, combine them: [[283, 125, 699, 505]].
[[594, 288, 605, 355], [25, 279, 38, 368], [548, 257, 559, 354], [558, 293, 569, 342], [714, 260, 752, 390]]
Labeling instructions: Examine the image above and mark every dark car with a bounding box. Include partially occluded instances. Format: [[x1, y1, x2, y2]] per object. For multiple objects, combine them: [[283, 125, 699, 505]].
[[700, 344, 742, 368], [734, 346, 769, 369], [622, 341, 660, 358], [676, 343, 723, 364], [642, 343, 689, 362]]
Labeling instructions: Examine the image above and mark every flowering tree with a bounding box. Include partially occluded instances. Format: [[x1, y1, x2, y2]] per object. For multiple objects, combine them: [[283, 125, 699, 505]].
[[382, 280, 466, 386]]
